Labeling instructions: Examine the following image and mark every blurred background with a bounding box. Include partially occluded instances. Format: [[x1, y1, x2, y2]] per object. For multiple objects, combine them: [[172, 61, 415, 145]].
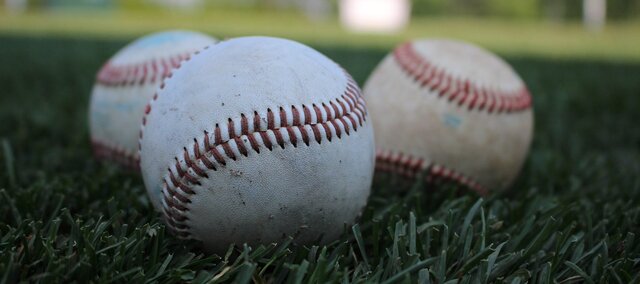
[[1, 0, 639, 60]]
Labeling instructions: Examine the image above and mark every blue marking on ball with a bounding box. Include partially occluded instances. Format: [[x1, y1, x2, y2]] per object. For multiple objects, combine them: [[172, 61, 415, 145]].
[[442, 113, 462, 128]]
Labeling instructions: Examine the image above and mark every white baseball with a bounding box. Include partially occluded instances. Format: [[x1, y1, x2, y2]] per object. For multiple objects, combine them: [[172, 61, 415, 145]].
[[363, 39, 533, 193], [89, 30, 217, 169], [139, 36, 375, 252]]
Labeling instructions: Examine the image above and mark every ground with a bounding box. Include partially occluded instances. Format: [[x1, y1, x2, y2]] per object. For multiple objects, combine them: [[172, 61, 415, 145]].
[[0, 13, 639, 283]]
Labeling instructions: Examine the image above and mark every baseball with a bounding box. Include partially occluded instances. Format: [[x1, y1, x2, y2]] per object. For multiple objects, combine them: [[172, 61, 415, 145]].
[[139, 36, 375, 252], [89, 30, 217, 169], [363, 39, 533, 193]]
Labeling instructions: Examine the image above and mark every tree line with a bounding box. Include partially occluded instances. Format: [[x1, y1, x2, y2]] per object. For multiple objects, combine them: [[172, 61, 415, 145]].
[[411, 0, 640, 21]]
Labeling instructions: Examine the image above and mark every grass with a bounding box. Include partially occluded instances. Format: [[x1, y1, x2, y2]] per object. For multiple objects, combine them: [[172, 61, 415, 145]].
[[0, 9, 640, 61], [0, 33, 639, 282]]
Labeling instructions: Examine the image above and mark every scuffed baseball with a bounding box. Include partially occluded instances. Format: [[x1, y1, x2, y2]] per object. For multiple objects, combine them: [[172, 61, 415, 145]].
[[139, 36, 375, 252], [364, 39, 533, 193], [89, 30, 217, 169]]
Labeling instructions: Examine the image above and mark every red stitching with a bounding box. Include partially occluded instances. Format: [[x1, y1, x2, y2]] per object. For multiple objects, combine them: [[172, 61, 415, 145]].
[[247, 134, 261, 152], [227, 118, 236, 139], [393, 42, 531, 113], [91, 139, 139, 171], [159, 73, 368, 239], [303, 105, 312, 124], [267, 109, 275, 129], [95, 49, 204, 171], [96, 52, 193, 87], [375, 149, 488, 195], [137, 47, 208, 164], [240, 114, 249, 135], [286, 127, 297, 146]]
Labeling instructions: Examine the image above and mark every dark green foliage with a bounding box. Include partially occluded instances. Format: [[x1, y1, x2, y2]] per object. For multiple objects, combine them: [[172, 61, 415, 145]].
[[411, 0, 640, 21], [0, 35, 639, 283]]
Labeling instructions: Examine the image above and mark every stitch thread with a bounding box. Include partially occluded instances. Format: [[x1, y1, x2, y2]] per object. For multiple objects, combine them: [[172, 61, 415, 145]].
[[92, 50, 200, 168], [155, 75, 367, 238], [96, 52, 193, 87], [91, 140, 139, 170], [393, 42, 532, 113], [375, 149, 488, 195], [137, 47, 200, 157]]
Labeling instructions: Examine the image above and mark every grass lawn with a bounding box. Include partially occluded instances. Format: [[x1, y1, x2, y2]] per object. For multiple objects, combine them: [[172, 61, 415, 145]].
[[0, 15, 640, 283]]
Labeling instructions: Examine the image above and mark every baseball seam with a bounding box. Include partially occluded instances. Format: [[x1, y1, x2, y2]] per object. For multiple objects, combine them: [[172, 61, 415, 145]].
[[137, 46, 207, 159], [153, 75, 366, 239], [96, 52, 193, 87], [376, 149, 488, 195], [91, 51, 200, 168], [394, 42, 532, 113], [91, 140, 139, 170]]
